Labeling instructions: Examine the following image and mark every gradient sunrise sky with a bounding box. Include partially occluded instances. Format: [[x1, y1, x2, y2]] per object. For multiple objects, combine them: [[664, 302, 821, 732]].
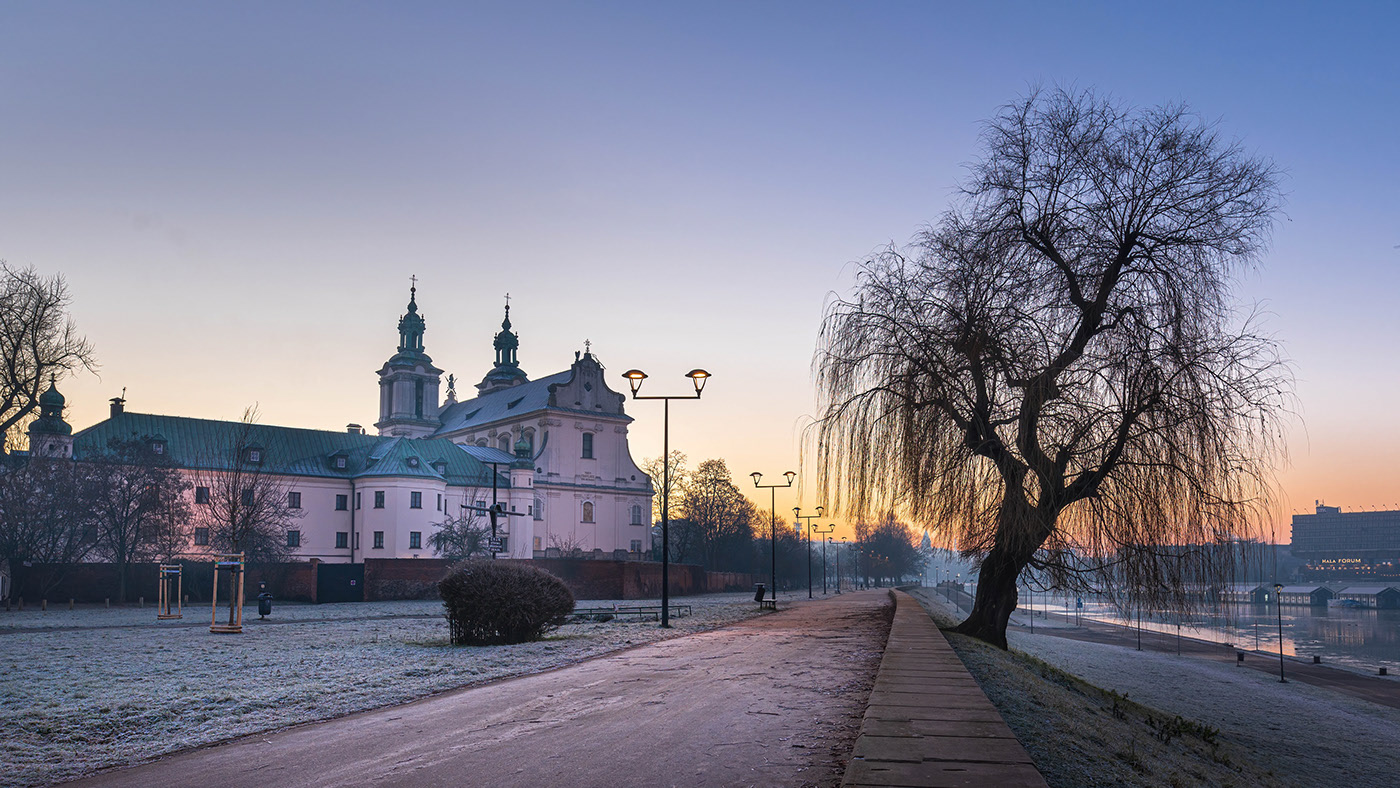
[[1, 2, 1396, 541]]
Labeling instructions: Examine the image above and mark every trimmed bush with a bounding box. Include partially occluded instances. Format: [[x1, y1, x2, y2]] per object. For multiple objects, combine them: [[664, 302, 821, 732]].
[[438, 560, 575, 645]]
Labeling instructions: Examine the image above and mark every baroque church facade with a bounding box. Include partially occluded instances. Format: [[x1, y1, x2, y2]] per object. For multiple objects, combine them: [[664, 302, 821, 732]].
[[28, 286, 655, 563]]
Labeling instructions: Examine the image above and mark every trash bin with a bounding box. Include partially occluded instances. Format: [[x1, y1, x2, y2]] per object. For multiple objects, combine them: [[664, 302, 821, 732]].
[[257, 592, 273, 619], [753, 584, 766, 603]]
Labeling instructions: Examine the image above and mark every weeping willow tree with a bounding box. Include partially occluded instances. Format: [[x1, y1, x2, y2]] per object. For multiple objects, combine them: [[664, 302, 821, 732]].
[[813, 89, 1290, 648]]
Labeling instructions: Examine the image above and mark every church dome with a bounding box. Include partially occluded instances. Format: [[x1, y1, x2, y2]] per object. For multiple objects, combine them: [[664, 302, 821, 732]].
[[39, 380, 65, 408]]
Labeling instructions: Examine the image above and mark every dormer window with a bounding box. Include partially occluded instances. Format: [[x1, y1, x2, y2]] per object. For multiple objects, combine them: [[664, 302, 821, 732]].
[[335, 456, 347, 469], [151, 442, 164, 455], [245, 447, 263, 464], [407, 456, 420, 468], [431, 461, 447, 474]]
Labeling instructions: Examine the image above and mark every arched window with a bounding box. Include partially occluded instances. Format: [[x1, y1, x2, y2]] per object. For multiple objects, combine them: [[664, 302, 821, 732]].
[[581, 432, 594, 459], [498, 434, 512, 452], [631, 504, 643, 525], [534, 495, 545, 521], [582, 501, 595, 523]]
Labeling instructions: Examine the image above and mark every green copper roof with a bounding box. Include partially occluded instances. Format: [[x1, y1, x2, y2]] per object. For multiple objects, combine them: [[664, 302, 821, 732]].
[[72, 412, 504, 488]]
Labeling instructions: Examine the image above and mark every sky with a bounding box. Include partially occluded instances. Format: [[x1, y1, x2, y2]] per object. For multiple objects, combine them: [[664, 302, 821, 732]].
[[1, 1, 1397, 542]]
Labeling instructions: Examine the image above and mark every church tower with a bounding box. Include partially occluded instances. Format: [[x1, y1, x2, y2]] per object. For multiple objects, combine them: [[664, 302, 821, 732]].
[[27, 378, 74, 458], [375, 282, 443, 438], [476, 299, 530, 394]]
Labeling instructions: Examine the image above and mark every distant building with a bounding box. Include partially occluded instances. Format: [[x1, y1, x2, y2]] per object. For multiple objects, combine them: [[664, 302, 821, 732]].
[[1334, 586, 1400, 609], [32, 285, 654, 563], [1218, 584, 1269, 605], [1275, 585, 1334, 607], [1290, 503, 1400, 580]]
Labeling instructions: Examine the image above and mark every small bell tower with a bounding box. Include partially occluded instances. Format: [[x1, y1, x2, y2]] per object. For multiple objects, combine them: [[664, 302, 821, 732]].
[[27, 378, 74, 458], [375, 278, 443, 438]]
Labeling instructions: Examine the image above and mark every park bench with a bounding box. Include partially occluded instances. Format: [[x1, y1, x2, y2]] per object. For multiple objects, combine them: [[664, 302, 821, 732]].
[[570, 604, 692, 622], [758, 599, 777, 610]]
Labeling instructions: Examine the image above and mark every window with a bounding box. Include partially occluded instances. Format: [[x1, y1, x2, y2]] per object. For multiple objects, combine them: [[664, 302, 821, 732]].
[[336, 532, 348, 549], [534, 496, 544, 521], [241, 488, 254, 506], [151, 442, 164, 455], [335, 494, 348, 511], [193, 527, 210, 546], [334, 456, 347, 470], [195, 486, 210, 504], [631, 504, 643, 525], [410, 491, 422, 509], [436, 493, 442, 511], [356, 492, 362, 510], [374, 491, 385, 509], [499, 537, 508, 552], [246, 448, 262, 464], [287, 530, 301, 548], [409, 531, 422, 549], [498, 434, 512, 452], [533, 536, 542, 551], [631, 539, 643, 553], [581, 433, 593, 459], [582, 501, 594, 523], [475, 500, 486, 512], [407, 456, 419, 468], [373, 531, 384, 549], [288, 491, 302, 509]]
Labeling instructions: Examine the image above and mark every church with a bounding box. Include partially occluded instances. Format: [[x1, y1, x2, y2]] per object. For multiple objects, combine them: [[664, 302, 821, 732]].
[[27, 285, 656, 563]]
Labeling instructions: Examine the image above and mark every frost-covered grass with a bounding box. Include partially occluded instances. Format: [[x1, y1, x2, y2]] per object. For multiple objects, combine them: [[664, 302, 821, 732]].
[[0, 592, 767, 787], [914, 589, 1400, 788]]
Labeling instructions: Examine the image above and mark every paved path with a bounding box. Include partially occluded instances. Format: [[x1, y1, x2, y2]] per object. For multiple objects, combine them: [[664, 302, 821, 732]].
[[66, 591, 893, 788], [843, 592, 1048, 788]]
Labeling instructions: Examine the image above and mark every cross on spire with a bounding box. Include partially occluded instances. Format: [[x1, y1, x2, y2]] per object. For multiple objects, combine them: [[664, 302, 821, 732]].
[[585, 339, 591, 354], [504, 292, 511, 308]]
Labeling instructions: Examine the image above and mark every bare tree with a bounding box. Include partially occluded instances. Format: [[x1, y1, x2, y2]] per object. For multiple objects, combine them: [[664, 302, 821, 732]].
[[546, 530, 590, 555], [854, 515, 925, 588], [680, 459, 759, 572], [191, 408, 301, 563], [642, 450, 688, 523], [0, 263, 96, 439], [0, 456, 96, 598], [87, 437, 191, 601], [813, 88, 1289, 647], [429, 510, 490, 560]]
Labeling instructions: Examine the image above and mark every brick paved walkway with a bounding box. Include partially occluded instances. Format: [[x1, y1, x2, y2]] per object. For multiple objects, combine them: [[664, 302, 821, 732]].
[[843, 591, 1048, 788]]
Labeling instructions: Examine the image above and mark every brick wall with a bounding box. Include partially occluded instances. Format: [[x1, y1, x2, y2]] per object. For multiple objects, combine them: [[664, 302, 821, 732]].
[[362, 558, 761, 601]]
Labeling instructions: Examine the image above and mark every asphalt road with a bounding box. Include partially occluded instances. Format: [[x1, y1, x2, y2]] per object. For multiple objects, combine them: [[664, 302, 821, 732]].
[[65, 591, 893, 788]]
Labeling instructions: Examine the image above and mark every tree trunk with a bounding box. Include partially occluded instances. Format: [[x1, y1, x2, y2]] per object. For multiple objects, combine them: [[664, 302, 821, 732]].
[[116, 556, 128, 604], [951, 545, 1023, 649], [951, 495, 1052, 649]]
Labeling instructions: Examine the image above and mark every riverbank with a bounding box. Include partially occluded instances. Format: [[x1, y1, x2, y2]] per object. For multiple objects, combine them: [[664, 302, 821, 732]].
[[914, 589, 1400, 788]]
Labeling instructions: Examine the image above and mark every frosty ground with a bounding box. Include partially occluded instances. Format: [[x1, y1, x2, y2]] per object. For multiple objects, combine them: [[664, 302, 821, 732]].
[[915, 590, 1400, 788], [0, 592, 769, 787]]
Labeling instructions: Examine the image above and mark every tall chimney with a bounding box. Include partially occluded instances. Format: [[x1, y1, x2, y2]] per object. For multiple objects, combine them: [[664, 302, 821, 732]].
[[109, 397, 125, 418], [346, 423, 364, 435]]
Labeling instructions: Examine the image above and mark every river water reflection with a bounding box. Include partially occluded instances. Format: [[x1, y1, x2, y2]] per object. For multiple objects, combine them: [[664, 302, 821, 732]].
[[1031, 594, 1400, 675]]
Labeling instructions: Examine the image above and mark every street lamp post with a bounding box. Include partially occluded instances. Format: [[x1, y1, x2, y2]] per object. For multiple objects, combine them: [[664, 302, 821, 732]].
[[812, 524, 834, 594], [751, 470, 796, 605], [837, 537, 849, 594], [622, 368, 710, 628], [794, 506, 824, 599], [1274, 582, 1287, 683]]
